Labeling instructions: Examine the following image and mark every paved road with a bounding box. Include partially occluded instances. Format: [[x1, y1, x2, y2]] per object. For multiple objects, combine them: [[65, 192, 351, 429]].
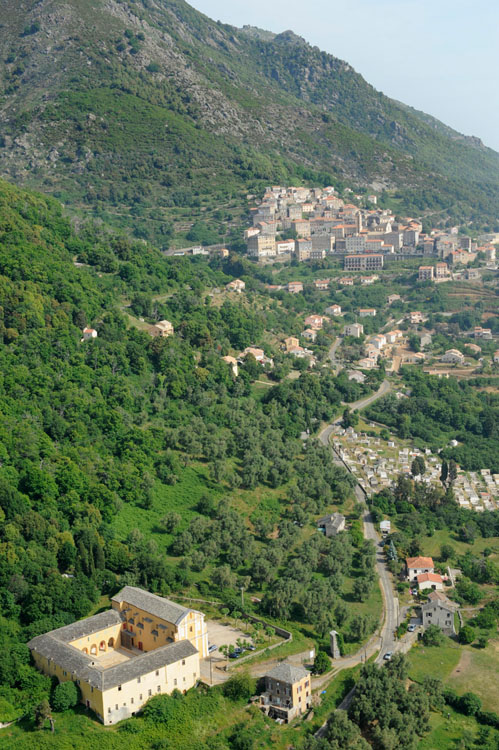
[[315, 378, 400, 735], [319, 379, 391, 449], [327, 337, 342, 367], [318, 379, 397, 666]]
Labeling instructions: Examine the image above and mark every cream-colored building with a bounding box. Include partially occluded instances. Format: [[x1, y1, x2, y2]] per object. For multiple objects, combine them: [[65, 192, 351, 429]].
[[152, 320, 174, 338], [28, 587, 208, 726]]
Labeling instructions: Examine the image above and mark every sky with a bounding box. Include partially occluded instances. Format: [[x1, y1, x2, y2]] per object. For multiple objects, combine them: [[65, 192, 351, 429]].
[[189, 0, 499, 152]]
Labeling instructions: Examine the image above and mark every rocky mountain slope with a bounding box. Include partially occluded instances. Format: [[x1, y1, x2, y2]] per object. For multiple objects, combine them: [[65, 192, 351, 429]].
[[0, 0, 498, 244]]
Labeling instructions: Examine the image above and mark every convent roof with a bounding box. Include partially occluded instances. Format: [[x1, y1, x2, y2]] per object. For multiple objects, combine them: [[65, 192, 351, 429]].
[[111, 586, 195, 626]]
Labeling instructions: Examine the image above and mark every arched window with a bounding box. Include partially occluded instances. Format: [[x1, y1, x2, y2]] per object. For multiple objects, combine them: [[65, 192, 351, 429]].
[[108, 637, 114, 648], [90, 644, 97, 655], [99, 641, 106, 652], [82, 647, 88, 654]]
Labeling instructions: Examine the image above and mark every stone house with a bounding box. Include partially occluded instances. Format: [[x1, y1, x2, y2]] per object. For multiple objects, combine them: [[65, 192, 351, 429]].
[[421, 592, 458, 635], [317, 513, 346, 537], [344, 323, 364, 338], [441, 349, 464, 364], [260, 663, 311, 722]]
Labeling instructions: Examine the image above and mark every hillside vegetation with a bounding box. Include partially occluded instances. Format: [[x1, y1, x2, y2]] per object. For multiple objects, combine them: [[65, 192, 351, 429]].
[[0, 177, 392, 729], [0, 0, 498, 244]]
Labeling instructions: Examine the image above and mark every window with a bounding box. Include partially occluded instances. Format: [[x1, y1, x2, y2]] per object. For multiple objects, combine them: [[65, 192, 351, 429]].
[[115, 704, 118, 710], [190, 626, 193, 633], [173, 679, 177, 686], [108, 708, 111, 714], [183, 676, 186, 682], [156, 670, 159, 676], [182, 659, 185, 666], [137, 677, 141, 684], [118, 686, 122, 691], [131, 698, 134, 705], [148, 689, 152, 697], [140, 694, 143, 701], [157, 686, 161, 692], [63, 671, 67, 677]]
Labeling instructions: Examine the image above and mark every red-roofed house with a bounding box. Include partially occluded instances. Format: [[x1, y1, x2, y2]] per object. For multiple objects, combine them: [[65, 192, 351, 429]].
[[417, 573, 444, 591], [406, 556, 434, 582]]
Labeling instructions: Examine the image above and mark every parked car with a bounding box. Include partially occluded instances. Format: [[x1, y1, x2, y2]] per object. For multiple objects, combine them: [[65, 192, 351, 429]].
[[208, 643, 217, 653], [383, 652, 393, 661], [229, 651, 240, 659], [407, 624, 416, 633]]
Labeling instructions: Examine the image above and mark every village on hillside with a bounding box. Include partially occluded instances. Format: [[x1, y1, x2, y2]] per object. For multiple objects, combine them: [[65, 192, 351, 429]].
[[243, 185, 497, 270]]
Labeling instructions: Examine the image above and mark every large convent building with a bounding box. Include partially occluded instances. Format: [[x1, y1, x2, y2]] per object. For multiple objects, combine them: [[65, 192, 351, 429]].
[[28, 586, 208, 725]]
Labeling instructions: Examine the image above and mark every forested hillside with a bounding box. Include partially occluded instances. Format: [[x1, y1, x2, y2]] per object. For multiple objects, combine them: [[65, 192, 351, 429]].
[[366, 369, 499, 472], [0, 0, 498, 244], [0, 177, 388, 730]]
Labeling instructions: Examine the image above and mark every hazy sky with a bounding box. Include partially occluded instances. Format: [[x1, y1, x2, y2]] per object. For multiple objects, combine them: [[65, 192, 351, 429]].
[[190, 0, 499, 152]]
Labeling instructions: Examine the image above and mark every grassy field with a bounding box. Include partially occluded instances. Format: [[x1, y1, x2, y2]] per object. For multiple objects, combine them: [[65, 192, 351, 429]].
[[408, 637, 499, 713], [407, 640, 461, 684], [418, 528, 499, 563], [110, 462, 223, 550], [417, 708, 483, 750], [447, 640, 499, 712]]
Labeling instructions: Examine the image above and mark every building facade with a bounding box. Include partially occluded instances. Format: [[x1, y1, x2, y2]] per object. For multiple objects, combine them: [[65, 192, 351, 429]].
[[421, 592, 458, 635], [260, 663, 312, 722], [28, 587, 208, 725], [344, 254, 384, 271]]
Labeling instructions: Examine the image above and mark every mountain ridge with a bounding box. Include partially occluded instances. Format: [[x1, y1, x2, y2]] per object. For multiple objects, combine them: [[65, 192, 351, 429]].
[[0, 0, 498, 244]]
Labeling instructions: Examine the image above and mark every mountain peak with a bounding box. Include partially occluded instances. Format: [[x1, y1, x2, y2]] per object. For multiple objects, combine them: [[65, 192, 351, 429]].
[[273, 30, 308, 46]]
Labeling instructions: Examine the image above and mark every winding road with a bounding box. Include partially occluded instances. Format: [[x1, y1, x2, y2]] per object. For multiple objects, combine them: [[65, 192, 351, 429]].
[[318, 379, 397, 663], [315, 379, 402, 729]]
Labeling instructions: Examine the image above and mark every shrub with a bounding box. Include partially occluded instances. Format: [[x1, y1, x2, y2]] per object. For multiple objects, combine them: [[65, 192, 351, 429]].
[[421, 624, 445, 647], [312, 650, 331, 675], [458, 625, 475, 645], [443, 687, 459, 708], [459, 692, 482, 716], [52, 681, 79, 712], [222, 672, 256, 701], [477, 710, 499, 729]]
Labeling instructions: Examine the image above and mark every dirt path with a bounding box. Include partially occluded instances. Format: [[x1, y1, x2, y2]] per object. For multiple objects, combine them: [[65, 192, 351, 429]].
[[450, 649, 471, 678]]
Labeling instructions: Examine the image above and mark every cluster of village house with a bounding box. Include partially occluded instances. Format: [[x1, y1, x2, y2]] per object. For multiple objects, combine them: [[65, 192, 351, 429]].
[[331, 424, 499, 513], [244, 185, 495, 270]]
